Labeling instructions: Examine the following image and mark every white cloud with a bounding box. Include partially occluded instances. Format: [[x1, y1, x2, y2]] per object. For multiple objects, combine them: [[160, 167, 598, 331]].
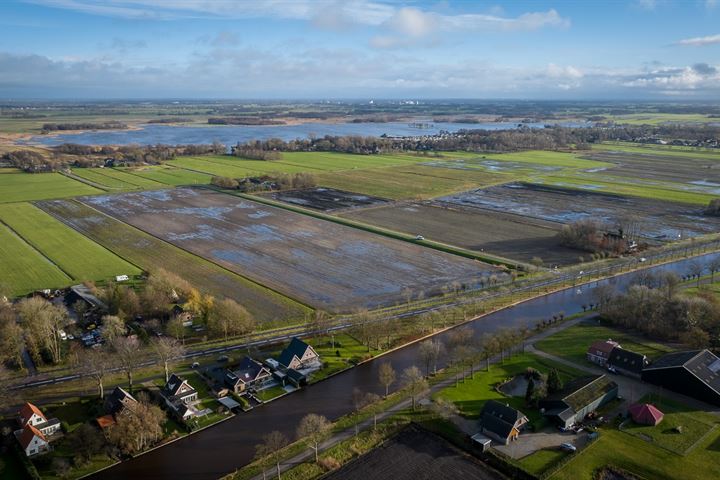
[[675, 33, 720, 46], [636, 0, 658, 10], [706, 0, 718, 9]]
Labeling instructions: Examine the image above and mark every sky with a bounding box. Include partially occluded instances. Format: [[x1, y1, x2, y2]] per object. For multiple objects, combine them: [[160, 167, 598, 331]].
[[1, 0, 719, 100]]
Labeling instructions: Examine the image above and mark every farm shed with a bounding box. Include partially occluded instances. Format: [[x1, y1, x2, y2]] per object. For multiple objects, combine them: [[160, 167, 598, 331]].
[[608, 347, 648, 378], [539, 375, 619, 428], [641, 350, 720, 406], [628, 403, 664, 426], [478, 400, 528, 445]]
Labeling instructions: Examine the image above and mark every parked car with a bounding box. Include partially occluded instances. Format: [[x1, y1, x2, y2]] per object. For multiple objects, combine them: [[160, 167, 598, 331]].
[[217, 355, 230, 363], [607, 365, 617, 374], [560, 443, 577, 452], [191, 362, 200, 369], [415, 235, 425, 241]]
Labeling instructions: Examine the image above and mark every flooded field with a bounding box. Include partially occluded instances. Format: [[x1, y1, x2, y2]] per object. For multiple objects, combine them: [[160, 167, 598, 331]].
[[78, 188, 499, 311], [267, 187, 389, 211], [438, 183, 720, 241], [342, 202, 582, 266]]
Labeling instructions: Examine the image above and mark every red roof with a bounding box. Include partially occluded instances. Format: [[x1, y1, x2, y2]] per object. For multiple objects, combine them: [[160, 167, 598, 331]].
[[629, 403, 664, 426], [18, 424, 46, 450], [588, 340, 620, 357], [96, 414, 116, 429], [18, 402, 46, 425]]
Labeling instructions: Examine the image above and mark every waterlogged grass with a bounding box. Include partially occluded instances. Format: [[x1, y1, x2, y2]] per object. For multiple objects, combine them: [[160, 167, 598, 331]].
[[38, 199, 308, 324], [481, 150, 612, 169], [535, 322, 674, 364], [0, 202, 141, 282], [0, 172, 101, 203], [0, 221, 71, 295]]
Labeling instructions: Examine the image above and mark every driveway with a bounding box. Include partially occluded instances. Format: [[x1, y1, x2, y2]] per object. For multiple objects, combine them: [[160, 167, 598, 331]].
[[495, 430, 588, 459]]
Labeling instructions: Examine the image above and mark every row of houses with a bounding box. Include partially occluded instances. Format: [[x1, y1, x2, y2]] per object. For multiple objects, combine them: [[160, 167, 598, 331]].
[[588, 340, 720, 406], [211, 338, 321, 397]]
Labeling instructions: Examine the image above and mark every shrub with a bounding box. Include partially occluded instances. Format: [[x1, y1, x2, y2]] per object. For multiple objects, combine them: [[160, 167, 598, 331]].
[[319, 456, 341, 471]]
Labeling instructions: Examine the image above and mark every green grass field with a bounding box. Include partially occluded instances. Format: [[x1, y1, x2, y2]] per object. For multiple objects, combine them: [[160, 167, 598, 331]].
[[0, 202, 141, 282], [535, 322, 674, 365], [552, 406, 720, 479], [606, 113, 719, 126], [317, 164, 510, 199], [70, 168, 139, 190], [0, 172, 101, 203], [0, 222, 71, 295], [593, 142, 720, 160], [623, 395, 716, 455], [118, 165, 213, 186], [308, 333, 378, 382], [434, 353, 584, 423]]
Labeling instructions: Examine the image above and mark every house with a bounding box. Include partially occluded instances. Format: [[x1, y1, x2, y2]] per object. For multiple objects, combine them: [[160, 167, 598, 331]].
[[17, 403, 61, 437], [277, 338, 320, 370], [628, 403, 664, 426], [608, 348, 648, 378], [478, 400, 529, 445], [225, 357, 273, 394], [162, 374, 198, 405], [586, 339, 620, 367], [539, 375, 619, 428], [160, 374, 200, 421], [105, 386, 138, 416], [641, 350, 720, 406], [17, 425, 50, 457]]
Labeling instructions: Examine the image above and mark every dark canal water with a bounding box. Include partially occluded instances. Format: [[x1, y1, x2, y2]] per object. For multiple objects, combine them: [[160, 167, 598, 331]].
[[25, 120, 588, 147], [94, 253, 717, 480]]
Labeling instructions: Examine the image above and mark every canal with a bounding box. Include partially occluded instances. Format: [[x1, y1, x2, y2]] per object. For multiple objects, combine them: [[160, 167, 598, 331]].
[[94, 252, 718, 480]]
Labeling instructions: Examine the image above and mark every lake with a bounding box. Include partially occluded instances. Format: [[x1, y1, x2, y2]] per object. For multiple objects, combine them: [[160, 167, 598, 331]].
[[26, 120, 589, 146]]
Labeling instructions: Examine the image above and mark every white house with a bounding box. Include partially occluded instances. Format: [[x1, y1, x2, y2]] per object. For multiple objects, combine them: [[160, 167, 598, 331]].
[[18, 425, 50, 457], [277, 338, 320, 370], [17, 403, 61, 437]]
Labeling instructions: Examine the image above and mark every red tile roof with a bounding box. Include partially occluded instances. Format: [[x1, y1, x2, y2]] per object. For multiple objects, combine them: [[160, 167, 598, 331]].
[[18, 402, 46, 424], [588, 340, 620, 357], [629, 403, 664, 426], [18, 424, 46, 450], [96, 414, 116, 429]]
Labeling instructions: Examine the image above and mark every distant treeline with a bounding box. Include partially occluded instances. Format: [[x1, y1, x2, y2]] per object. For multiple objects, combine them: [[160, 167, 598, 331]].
[[208, 117, 285, 126], [146, 117, 192, 124], [230, 144, 282, 160], [41, 121, 128, 132], [228, 124, 720, 155], [4, 143, 226, 172]]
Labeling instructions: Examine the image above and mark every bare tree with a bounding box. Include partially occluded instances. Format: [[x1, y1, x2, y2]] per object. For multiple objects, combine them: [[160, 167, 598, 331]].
[[165, 315, 187, 344], [401, 365, 428, 411], [101, 315, 126, 343], [709, 257, 720, 283], [17, 297, 67, 364], [0, 305, 24, 368], [107, 394, 165, 454], [112, 336, 144, 392], [688, 261, 704, 287], [152, 337, 186, 382], [256, 431, 289, 480], [296, 413, 331, 464], [378, 362, 396, 398], [79, 348, 112, 399], [478, 333, 499, 371], [418, 339, 444, 376]]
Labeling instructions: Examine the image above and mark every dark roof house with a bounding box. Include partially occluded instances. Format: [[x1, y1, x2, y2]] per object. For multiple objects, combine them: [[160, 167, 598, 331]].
[[641, 349, 720, 406], [105, 386, 138, 416], [608, 348, 648, 378], [226, 357, 273, 393], [277, 338, 320, 370], [478, 400, 528, 445], [539, 375, 619, 428], [162, 374, 198, 405]]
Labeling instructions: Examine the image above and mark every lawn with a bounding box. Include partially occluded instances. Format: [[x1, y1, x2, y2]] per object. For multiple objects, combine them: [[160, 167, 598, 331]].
[[255, 385, 287, 402], [0, 221, 71, 295], [307, 333, 378, 382], [535, 321, 674, 365], [0, 202, 141, 282], [593, 142, 720, 159], [551, 422, 720, 480], [518, 448, 569, 476], [622, 395, 717, 455], [480, 150, 612, 169], [434, 352, 585, 424], [0, 172, 101, 203]]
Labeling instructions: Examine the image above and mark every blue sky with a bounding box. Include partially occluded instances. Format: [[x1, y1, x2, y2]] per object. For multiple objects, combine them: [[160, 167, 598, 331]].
[[1, 0, 719, 99]]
